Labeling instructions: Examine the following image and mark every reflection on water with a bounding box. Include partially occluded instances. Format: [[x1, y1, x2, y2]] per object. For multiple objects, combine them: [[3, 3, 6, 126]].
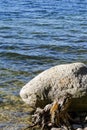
[[0, 0, 87, 129]]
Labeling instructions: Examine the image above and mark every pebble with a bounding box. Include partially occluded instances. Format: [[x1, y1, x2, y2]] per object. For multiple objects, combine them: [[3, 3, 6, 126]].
[[51, 125, 87, 130], [51, 128, 63, 130], [76, 128, 83, 130], [84, 127, 87, 130]]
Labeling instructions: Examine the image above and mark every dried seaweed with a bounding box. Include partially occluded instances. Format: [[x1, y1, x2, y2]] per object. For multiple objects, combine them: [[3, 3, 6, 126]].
[[22, 93, 87, 130]]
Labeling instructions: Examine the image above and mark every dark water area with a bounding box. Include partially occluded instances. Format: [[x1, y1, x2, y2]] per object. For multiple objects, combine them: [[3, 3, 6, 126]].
[[0, 0, 87, 129]]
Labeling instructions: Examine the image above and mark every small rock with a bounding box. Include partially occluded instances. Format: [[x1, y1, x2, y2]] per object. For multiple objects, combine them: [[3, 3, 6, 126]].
[[84, 127, 87, 130], [76, 128, 83, 130], [85, 116, 87, 121], [51, 126, 68, 130], [73, 124, 82, 129], [51, 128, 63, 130]]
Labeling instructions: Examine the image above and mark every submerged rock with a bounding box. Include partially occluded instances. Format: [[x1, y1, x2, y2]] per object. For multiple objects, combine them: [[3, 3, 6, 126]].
[[20, 62, 87, 111]]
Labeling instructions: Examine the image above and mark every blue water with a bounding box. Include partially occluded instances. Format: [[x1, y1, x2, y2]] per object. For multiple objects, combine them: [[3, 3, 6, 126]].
[[0, 0, 87, 129]]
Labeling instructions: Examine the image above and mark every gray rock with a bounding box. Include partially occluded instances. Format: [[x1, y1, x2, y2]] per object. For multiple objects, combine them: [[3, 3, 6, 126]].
[[20, 62, 87, 111]]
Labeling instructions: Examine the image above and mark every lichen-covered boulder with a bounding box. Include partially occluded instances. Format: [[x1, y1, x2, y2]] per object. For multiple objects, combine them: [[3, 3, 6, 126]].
[[20, 62, 87, 111]]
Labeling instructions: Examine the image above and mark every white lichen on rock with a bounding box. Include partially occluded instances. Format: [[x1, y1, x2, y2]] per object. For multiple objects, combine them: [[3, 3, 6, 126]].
[[20, 62, 87, 111]]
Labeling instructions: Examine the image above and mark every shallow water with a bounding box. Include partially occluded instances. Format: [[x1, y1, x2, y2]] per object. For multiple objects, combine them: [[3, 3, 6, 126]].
[[0, 0, 87, 129]]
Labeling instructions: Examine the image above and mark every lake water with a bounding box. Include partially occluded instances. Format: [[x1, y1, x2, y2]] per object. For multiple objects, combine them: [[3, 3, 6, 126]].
[[0, 0, 87, 129]]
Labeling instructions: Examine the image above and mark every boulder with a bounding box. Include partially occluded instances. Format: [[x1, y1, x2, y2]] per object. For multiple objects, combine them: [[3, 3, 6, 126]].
[[20, 62, 87, 111]]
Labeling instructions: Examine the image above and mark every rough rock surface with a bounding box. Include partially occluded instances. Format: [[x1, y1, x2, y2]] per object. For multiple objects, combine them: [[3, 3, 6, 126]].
[[20, 62, 87, 111]]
